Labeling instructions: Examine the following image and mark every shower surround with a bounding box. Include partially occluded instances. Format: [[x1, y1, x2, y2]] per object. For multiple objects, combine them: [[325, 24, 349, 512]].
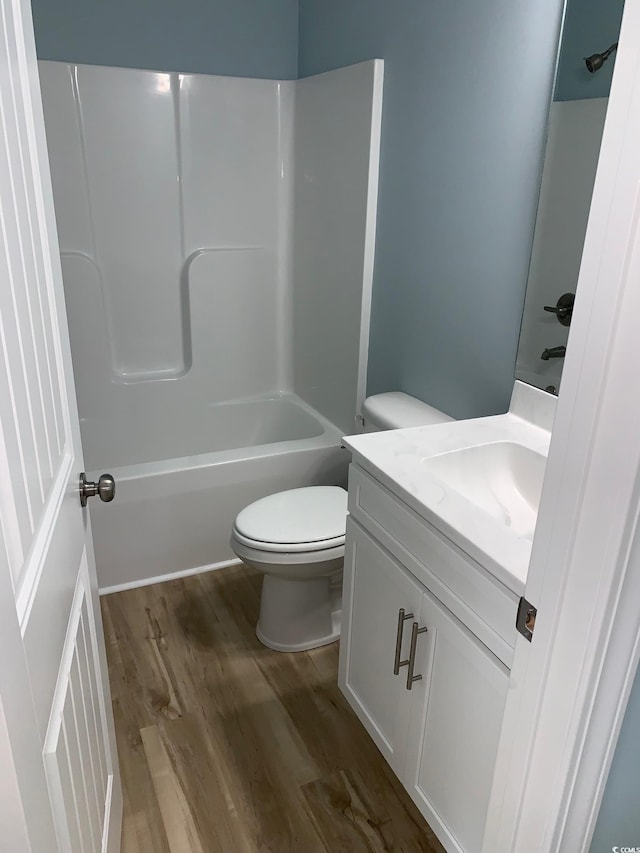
[[40, 59, 383, 590]]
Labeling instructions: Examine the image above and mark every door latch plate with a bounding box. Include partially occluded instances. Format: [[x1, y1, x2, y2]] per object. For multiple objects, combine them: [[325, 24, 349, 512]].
[[516, 597, 537, 642]]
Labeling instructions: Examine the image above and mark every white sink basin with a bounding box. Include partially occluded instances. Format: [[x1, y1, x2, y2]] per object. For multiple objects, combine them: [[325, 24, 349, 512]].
[[343, 382, 555, 591], [422, 441, 546, 539]]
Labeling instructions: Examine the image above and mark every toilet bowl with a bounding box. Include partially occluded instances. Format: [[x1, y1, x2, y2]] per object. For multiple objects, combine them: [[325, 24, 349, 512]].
[[230, 392, 454, 653], [230, 486, 347, 652]]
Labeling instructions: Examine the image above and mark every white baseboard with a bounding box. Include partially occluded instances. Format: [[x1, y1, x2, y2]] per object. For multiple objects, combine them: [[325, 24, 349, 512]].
[[98, 558, 242, 596]]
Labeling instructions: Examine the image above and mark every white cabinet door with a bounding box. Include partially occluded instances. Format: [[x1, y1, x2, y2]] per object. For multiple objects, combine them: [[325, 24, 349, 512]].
[[404, 588, 510, 853], [339, 517, 424, 775], [0, 0, 121, 849]]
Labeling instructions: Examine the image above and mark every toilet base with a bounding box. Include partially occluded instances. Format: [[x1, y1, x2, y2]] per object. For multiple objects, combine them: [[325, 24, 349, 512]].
[[256, 574, 341, 652]]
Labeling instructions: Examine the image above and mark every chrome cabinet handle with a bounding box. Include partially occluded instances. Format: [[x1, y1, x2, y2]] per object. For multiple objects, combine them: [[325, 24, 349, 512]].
[[406, 621, 428, 690], [393, 608, 414, 674]]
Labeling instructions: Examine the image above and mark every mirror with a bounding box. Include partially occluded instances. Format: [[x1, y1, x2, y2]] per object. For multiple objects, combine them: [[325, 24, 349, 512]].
[[516, 0, 626, 395]]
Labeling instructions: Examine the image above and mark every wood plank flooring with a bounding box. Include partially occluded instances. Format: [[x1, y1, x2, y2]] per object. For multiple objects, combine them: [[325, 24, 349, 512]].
[[101, 564, 445, 852]]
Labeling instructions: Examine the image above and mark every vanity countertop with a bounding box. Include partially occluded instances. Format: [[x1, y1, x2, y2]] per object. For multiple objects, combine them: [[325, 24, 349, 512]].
[[344, 382, 555, 596]]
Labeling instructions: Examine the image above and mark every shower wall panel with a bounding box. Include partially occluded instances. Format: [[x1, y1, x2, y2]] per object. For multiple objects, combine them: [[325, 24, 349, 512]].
[[40, 60, 381, 473], [76, 66, 184, 378], [292, 60, 383, 434], [39, 61, 294, 465]]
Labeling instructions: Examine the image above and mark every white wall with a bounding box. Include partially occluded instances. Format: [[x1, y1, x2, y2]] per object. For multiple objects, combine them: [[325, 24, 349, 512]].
[[292, 60, 383, 434], [40, 60, 382, 469], [516, 98, 608, 391]]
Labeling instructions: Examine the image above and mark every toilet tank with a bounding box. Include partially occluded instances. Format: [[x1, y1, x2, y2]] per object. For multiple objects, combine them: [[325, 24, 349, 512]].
[[361, 392, 453, 432]]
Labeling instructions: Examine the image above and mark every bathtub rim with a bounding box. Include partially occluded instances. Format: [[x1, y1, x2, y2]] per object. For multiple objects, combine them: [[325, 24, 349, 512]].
[[86, 393, 350, 482]]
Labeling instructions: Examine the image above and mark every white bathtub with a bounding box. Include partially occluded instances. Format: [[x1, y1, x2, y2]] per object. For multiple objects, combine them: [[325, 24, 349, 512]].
[[87, 394, 350, 593]]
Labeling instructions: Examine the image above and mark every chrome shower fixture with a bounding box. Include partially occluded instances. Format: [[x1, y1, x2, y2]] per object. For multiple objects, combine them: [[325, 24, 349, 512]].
[[584, 43, 618, 74]]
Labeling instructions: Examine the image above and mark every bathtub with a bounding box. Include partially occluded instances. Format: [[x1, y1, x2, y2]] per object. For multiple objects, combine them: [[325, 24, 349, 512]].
[[88, 394, 350, 593]]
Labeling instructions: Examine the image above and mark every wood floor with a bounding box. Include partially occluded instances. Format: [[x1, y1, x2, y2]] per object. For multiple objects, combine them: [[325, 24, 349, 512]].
[[101, 564, 445, 852]]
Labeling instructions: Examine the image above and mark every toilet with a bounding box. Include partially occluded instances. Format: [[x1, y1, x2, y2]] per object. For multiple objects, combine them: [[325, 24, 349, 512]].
[[230, 392, 453, 652]]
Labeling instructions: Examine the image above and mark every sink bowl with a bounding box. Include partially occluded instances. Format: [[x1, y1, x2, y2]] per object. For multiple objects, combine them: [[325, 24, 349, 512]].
[[422, 441, 546, 539]]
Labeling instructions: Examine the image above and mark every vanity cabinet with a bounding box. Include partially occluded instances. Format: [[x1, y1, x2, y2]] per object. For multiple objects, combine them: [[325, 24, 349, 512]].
[[339, 468, 514, 853]]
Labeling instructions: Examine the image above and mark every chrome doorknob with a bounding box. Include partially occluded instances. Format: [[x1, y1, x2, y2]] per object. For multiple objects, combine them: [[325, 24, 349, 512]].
[[79, 472, 116, 507]]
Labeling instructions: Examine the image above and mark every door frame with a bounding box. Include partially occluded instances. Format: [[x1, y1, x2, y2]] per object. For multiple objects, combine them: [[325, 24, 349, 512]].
[[483, 0, 640, 849]]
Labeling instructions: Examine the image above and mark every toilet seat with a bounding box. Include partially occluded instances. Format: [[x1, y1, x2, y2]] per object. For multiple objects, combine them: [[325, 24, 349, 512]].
[[230, 535, 345, 570], [231, 527, 345, 554], [233, 486, 347, 553]]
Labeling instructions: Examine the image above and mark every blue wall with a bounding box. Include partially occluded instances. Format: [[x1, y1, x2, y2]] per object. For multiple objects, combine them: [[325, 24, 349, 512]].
[[30, 0, 299, 79], [299, 0, 566, 418], [554, 0, 625, 101], [590, 665, 640, 851]]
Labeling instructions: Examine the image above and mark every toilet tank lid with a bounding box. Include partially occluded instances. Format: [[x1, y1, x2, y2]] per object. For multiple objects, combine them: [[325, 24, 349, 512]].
[[362, 392, 453, 430]]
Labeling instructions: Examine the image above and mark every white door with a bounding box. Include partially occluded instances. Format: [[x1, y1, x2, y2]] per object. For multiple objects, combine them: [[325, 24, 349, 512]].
[[338, 517, 423, 774], [0, 0, 121, 851]]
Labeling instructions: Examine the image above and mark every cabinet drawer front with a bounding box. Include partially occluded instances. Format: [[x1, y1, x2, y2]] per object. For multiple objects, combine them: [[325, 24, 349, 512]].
[[348, 465, 517, 666]]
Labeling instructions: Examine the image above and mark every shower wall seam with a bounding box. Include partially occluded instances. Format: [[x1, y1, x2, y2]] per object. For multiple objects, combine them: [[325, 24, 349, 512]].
[[276, 80, 294, 394], [172, 72, 192, 375]]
